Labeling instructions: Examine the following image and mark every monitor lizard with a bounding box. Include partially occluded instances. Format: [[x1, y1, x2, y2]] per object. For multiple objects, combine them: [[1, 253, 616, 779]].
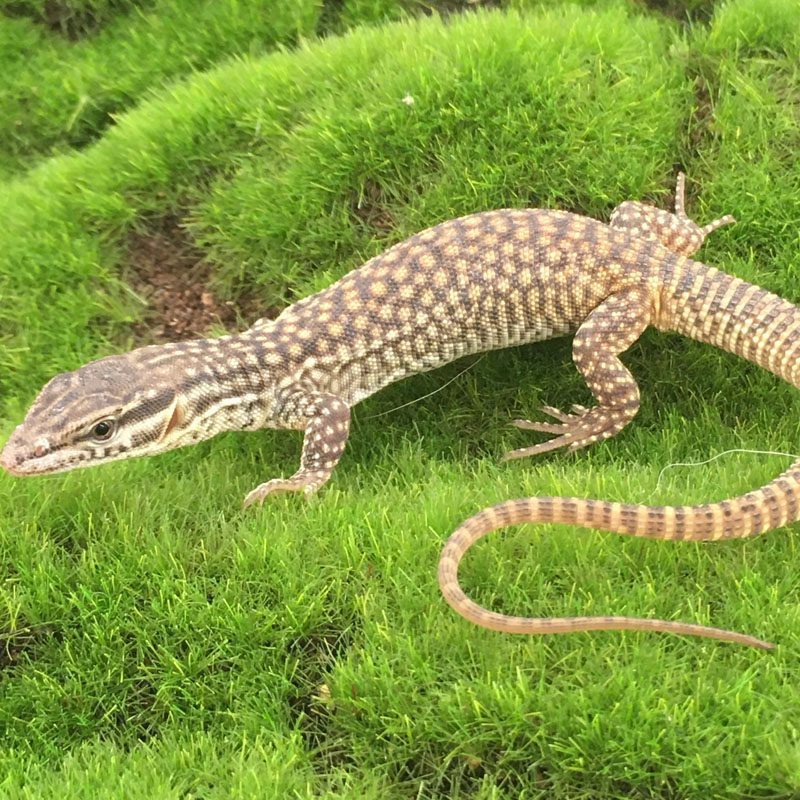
[[2, 174, 791, 649]]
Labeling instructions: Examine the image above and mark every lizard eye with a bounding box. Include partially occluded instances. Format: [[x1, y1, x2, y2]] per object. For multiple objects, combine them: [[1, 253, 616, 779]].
[[91, 419, 116, 442]]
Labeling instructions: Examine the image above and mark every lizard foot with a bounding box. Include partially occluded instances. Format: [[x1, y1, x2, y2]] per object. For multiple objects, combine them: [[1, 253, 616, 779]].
[[504, 405, 629, 461], [242, 471, 327, 507], [512, 404, 589, 429]]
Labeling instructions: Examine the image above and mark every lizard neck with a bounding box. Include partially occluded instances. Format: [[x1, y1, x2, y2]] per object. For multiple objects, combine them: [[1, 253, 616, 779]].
[[141, 331, 279, 444], [656, 258, 800, 391]]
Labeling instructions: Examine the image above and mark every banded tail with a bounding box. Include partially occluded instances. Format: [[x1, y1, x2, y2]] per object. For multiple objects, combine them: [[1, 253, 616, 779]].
[[437, 468, 800, 649], [439, 262, 800, 650]]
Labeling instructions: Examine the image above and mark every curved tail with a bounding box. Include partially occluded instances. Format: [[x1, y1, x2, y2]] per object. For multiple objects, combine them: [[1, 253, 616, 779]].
[[438, 458, 800, 649]]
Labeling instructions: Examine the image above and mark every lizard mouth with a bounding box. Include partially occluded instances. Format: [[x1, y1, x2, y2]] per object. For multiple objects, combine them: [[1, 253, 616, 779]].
[[0, 452, 29, 476], [0, 433, 20, 474], [0, 446, 84, 476], [0, 445, 43, 476], [1, 433, 118, 476], [0, 432, 54, 476]]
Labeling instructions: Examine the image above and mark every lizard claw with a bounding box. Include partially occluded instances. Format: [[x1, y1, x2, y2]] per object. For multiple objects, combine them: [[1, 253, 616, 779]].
[[512, 403, 588, 430], [502, 432, 595, 461], [242, 476, 321, 507], [539, 405, 573, 422], [504, 405, 632, 461], [511, 420, 570, 435]]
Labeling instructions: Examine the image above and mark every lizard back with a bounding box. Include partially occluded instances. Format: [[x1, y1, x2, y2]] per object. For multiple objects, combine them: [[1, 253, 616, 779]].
[[260, 208, 667, 405]]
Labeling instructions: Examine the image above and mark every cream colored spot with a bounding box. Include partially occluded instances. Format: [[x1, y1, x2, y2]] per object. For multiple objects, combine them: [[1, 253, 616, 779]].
[[513, 227, 530, 242]]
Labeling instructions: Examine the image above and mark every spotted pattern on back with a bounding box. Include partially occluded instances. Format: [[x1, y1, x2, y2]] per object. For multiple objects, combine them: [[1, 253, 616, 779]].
[[258, 209, 667, 414]]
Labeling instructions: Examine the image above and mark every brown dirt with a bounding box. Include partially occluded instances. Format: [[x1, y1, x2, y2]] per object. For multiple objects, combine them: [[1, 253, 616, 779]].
[[0, 624, 51, 670], [632, 0, 717, 24], [126, 216, 269, 344], [350, 178, 395, 234], [688, 72, 714, 152], [2, 0, 142, 39]]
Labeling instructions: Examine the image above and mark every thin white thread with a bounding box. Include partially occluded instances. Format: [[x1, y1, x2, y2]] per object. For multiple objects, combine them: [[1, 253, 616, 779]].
[[654, 448, 800, 492], [361, 355, 486, 420]]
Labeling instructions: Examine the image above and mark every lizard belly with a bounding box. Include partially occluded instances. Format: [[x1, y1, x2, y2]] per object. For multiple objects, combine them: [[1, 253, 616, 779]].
[[332, 309, 577, 406]]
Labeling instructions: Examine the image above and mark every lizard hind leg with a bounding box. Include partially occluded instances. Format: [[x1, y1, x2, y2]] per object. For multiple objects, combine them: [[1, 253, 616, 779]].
[[610, 172, 735, 257], [505, 287, 650, 461]]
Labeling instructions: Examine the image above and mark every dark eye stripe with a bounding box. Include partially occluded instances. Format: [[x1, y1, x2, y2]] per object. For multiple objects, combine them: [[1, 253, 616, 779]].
[[116, 390, 175, 428]]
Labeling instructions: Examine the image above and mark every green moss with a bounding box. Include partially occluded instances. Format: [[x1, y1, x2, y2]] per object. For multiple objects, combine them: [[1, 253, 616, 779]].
[[0, 0, 320, 175], [0, 0, 148, 37], [705, 0, 800, 56]]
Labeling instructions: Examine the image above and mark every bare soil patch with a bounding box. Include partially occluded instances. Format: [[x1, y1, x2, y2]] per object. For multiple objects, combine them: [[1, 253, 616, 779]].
[[126, 216, 267, 343], [350, 178, 395, 235], [1, 0, 144, 39]]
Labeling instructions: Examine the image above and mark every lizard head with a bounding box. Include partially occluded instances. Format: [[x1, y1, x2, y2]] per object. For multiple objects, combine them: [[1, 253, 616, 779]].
[[2, 336, 268, 478], [0, 349, 190, 476]]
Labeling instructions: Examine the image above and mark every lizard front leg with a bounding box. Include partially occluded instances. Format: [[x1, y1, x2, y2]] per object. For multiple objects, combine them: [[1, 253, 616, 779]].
[[243, 392, 350, 506], [506, 286, 651, 460]]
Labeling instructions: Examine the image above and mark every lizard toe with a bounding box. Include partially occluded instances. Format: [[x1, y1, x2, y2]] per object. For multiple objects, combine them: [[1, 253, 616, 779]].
[[505, 406, 633, 461], [243, 478, 305, 507]]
